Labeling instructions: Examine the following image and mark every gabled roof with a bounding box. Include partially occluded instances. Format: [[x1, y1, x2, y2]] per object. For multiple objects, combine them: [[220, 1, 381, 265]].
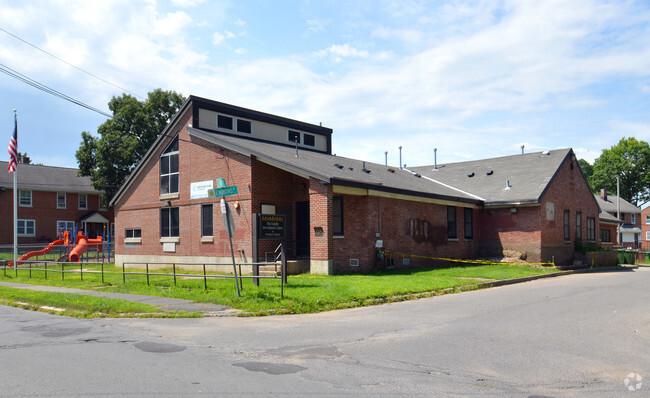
[[599, 210, 623, 225], [188, 128, 482, 204], [0, 161, 101, 194], [594, 193, 640, 214], [410, 149, 574, 206]]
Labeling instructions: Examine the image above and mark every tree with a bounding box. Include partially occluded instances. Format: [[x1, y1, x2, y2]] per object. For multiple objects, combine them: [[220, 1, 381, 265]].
[[76, 89, 185, 202], [591, 137, 650, 206], [577, 158, 594, 189]]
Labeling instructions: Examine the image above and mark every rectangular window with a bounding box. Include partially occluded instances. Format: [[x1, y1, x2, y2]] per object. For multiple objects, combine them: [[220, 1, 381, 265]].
[[19, 190, 32, 207], [601, 229, 611, 243], [576, 211, 582, 241], [447, 206, 457, 239], [57, 221, 74, 235], [78, 194, 88, 210], [161, 207, 180, 238], [564, 210, 570, 241], [333, 196, 344, 236], [57, 192, 66, 209], [217, 114, 233, 130], [646, 231, 650, 241], [17, 219, 35, 236], [236, 119, 252, 134], [464, 208, 473, 239], [99, 195, 107, 211], [646, 214, 650, 225], [125, 228, 142, 239], [587, 217, 596, 242], [201, 204, 213, 237], [303, 133, 315, 146], [631, 214, 636, 224], [288, 130, 300, 143], [160, 137, 179, 195]]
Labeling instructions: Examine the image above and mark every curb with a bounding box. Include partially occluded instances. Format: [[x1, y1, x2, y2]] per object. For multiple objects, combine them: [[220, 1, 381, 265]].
[[476, 266, 636, 289]]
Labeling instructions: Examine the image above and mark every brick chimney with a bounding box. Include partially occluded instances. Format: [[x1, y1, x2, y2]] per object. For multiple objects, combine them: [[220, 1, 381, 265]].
[[600, 189, 607, 201]]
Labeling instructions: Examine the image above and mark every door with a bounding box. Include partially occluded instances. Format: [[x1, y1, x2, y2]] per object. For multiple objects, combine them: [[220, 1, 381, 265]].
[[295, 201, 310, 258]]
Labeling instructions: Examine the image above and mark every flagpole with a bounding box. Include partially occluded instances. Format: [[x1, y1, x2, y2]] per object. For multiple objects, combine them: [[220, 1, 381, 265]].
[[13, 109, 17, 277]]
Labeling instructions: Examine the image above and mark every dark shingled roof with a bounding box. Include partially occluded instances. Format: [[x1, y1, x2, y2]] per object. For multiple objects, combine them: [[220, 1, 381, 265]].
[[188, 127, 482, 204], [0, 161, 100, 194], [594, 193, 640, 214], [409, 149, 573, 206]]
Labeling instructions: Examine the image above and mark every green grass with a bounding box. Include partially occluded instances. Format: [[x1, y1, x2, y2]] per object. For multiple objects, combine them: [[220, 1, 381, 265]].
[[0, 262, 559, 316]]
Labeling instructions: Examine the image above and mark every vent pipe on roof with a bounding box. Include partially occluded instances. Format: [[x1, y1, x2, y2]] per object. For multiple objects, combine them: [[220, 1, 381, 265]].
[[385, 151, 388, 166], [434, 148, 438, 171], [505, 180, 511, 190], [294, 138, 299, 157], [601, 189, 607, 201], [521, 145, 525, 154], [399, 146, 403, 170]]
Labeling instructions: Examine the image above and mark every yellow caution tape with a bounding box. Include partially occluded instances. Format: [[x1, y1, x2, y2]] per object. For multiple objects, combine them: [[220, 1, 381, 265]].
[[381, 249, 555, 267]]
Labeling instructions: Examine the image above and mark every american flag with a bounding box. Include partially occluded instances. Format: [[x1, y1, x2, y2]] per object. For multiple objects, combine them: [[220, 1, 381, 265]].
[[8, 113, 17, 173]]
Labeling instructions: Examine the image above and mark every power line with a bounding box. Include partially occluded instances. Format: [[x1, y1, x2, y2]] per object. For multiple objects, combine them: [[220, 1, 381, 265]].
[[0, 26, 145, 100]]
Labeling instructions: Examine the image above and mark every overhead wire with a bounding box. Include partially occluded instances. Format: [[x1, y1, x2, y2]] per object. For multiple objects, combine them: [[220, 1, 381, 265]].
[[0, 27, 145, 100]]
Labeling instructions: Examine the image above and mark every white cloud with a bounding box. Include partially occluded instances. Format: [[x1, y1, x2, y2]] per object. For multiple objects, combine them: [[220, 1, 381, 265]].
[[213, 30, 236, 45], [234, 48, 247, 55], [171, 0, 205, 7]]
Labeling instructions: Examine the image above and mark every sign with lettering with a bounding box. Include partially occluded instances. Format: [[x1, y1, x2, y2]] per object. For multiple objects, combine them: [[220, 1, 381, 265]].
[[209, 185, 239, 198], [190, 180, 213, 199], [259, 214, 285, 239]]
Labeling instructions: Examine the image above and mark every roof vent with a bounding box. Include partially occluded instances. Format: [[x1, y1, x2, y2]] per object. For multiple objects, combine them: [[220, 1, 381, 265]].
[[542, 151, 550, 156], [362, 161, 371, 174], [505, 180, 511, 190], [334, 163, 344, 169], [348, 167, 354, 171], [414, 173, 422, 178], [486, 170, 494, 176], [468, 172, 475, 178], [387, 168, 396, 173]]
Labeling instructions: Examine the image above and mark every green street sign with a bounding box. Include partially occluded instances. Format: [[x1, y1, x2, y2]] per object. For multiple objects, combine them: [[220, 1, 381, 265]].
[[209, 186, 239, 197]]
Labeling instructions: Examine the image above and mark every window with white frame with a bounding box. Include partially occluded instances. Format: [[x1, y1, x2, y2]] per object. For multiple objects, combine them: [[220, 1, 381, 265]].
[[646, 214, 650, 225], [631, 214, 636, 224], [57, 192, 66, 209], [19, 190, 32, 207], [125, 228, 141, 239], [57, 221, 74, 236], [646, 231, 650, 241], [160, 137, 179, 195], [217, 114, 233, 130], [17, 219, 35, 236], [78, 194, 88, 210]]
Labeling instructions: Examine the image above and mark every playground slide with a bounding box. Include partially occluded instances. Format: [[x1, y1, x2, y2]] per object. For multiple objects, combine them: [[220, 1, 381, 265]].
[[69, 235, 102, 262], [8, 239, 65, 267]]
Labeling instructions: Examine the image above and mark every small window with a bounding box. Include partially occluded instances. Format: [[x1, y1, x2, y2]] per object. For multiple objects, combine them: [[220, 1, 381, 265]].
[[125, 228, 142, 239], [646, 231, 650, 241], [576, 211, 582, 241], [288, 130, 300, 143], [631, 214, 636, 224], [19, 190, 32, 207], [464, 208, 473, 239], [601, 229, 611, 243], [564, 210, 570, 241], [17, 219, 35, 236], [236, 119, 252, 134], [201, 204, 213, 237], [78, 194, 88, 210], [57, 221, 74, 235], [646, 214, 650, 225], [99, 195, 107, 211], [303, 134, 315, 146], [161, 207, 180, 238], [447, 206, 457, 239], [333, 196, 344, 236], [217, 114, 233, 130], [57, 192, 66, 209], [587, 217, 596, 242], [160, 137, 179, 195]]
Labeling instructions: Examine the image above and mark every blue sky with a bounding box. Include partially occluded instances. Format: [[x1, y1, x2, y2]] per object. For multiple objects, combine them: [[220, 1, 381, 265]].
[[1, 0, 650, 169]]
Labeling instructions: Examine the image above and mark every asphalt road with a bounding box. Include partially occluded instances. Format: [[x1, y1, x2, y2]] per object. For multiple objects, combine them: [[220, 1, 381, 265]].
[[1, 268, 648, 397]]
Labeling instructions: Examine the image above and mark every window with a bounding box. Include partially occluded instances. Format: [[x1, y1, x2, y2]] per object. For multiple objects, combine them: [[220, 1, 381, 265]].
[[78, 194, 88, 210], [99, 195, 107, 211], [587, 217, 596, 242], [17, 219, 35, 236], [57, 192, 66, 209], [160, 137, 179, 195], [333, 196, 344, 236], [631, 214, 636, 224], [202, 204, 213, 237], [564, 210, 570, 241], [125, 228, 141, 239], [576, 211, 582, 241], [288, 130, 300, 143], [236, 119, 252, 134], [161, 207, 179, 238], [601, 229, 611, 243], [447, 206, 457, 239], [303, 134, 315, 147], [646, 231, 650, 241], [57, 221, 74, 235], [646, 214, 650, 225], [19, 190, 32, 207], [217, 114, 233, 130], [464, 208, 473, 239]]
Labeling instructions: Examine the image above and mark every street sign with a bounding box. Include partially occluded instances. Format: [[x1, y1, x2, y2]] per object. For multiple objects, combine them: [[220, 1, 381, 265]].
[[209, 185, 239, 197]]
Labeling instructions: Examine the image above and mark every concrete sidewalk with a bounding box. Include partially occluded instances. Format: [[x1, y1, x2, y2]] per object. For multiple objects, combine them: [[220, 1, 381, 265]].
[[0, 281, 237, 316]]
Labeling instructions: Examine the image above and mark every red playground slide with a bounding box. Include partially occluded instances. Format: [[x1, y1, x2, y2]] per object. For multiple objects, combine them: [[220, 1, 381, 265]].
[[7, 239, 65, 267], [69, 234, 102, 262]]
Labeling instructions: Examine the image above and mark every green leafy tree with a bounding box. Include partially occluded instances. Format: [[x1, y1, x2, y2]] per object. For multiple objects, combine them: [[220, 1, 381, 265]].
[[76, 89, 185, 202], [591, 137, 650, 206], [577, 158, 594, 189]]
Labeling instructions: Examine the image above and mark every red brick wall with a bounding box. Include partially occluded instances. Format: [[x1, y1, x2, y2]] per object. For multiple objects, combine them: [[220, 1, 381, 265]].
[[477, 206, 542, 261], [0, 189, 111, 245], [308, 177, 332, 261]]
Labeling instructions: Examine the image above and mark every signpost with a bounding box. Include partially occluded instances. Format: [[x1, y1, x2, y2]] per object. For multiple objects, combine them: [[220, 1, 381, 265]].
[[211, 179, 241, 297]]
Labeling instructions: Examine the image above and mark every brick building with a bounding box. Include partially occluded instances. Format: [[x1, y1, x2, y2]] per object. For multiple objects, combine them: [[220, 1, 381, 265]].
[[642, 205, 650, 250], [594, 190, 641, 248], [111, 96, 602, 273], [0, 162, 113, 245]]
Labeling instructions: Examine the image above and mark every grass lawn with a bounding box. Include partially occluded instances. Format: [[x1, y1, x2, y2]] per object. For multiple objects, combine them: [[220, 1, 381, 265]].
[[0, 261, 561, 317]]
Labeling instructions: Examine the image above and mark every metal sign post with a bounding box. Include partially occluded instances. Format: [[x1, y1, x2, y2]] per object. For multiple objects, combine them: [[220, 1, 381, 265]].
[[221, 197, 240, 297]]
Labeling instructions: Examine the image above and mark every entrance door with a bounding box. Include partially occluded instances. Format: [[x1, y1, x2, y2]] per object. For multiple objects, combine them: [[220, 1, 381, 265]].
[[295, 201, 310, 258]]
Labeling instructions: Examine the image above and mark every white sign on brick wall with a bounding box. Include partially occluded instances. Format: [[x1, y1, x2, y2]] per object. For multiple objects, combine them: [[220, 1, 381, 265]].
[[190, 180, 214, 199]]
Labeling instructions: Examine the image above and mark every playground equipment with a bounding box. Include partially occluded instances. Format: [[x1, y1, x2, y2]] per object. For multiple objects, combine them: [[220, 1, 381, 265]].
[[69, 233, 102, 262], [7, 239, 65, 267], [6, 230, 107, 267]]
